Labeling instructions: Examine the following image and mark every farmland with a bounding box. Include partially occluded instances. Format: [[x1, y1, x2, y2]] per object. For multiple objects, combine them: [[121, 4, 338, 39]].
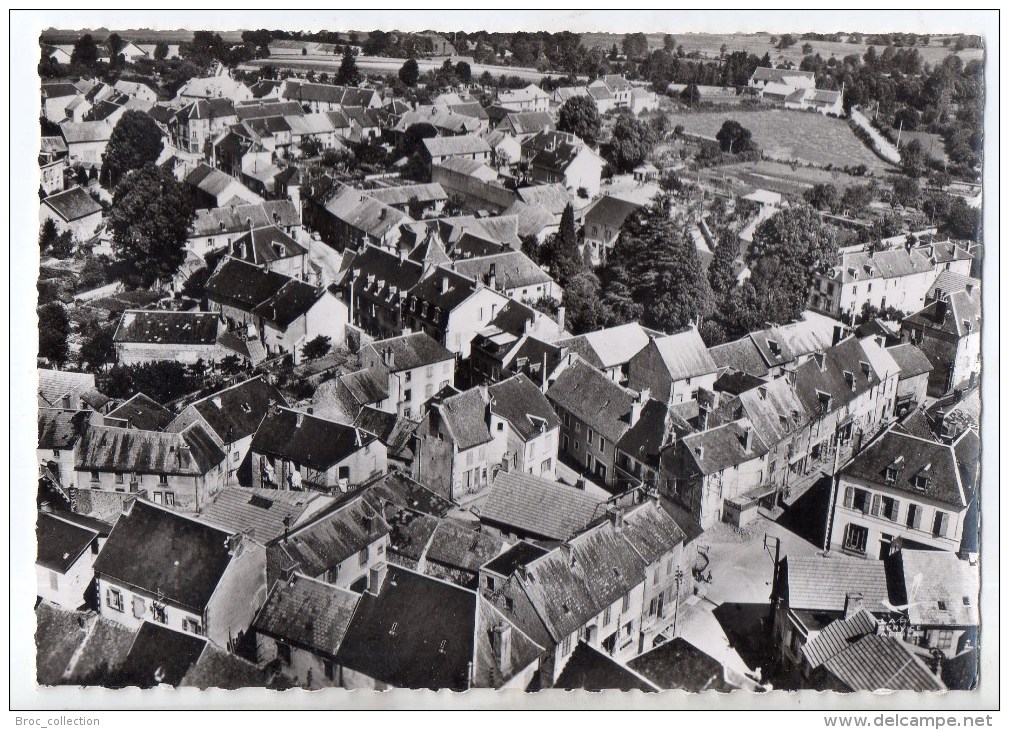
[[665, 108, 898, 175], [694, 160, 883, 201]]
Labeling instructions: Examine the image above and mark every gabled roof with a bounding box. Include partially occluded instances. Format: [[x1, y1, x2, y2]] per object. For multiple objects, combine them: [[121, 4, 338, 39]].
[[113, 310, 221, 346], [546, 356, 638, 443], [201, 487, 335, 545], [832, 248, 933, 284], [105, 393, 175, 432], [616, 400, 692, 469], [893, 550, 979, 628], [480, 471, 606, 541], [424, 518, 509, 574], [42, 187, 102, 222], [801, 608, 878, 669], [925, 270, 978, 301], [276, 494, 390, 576], [452, 250, 555, 291], [205, 257, 291, 311], [515, 183, 571, 215], [352, 409, 415, 461], [59, 120, 112, 144], [823, 634, 945, 692], [345, 243, 425, 298], [647, 328, 719, 381], [680, 418, 768, 475], [234, 100, 304, 121], [619, 500, 686, 564], [498, 111, 555, 137], [38, 408, 92, 450], [628, 637, 741, 692], [93, 501, 237, 612], [177, 97, 236, 121], [904, 288, 981, 338], [117, 622, 208, 688], [363, 331, 454, 373], [841, 427, 967, 508], [367, 183, 448, 208], [886, 343, 933, 379], [250, 278, 327, 328], [282, 81, 380, 108], [555, 641, 658, 691], [557, 322, 655, 370], [36, 512, 99, 573], [530, 141, 598, 174], [357, 470, 456, 517], [708, 337, 771, 378], [251, 407, 377, 471], [172, 376, 288, 445], [422, 134, 491, 159], [324, 186, 411, 240], [584, 195, 643, 228], [792, 336, 881, 416], [784, 554, 890, 614], [751, 67, 816, 83], [37, 369, 103, 409], [430, 386, 492, 451], [408, 266, 486, 320], [252, 574, 359, 660], [76, 423, 225, 475], [487, 374, 561, 439]]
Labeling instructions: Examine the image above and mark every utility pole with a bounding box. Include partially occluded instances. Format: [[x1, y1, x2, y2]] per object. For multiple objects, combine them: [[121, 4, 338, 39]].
[[895, 118, 904, 150], [672, 567, 684, 638]]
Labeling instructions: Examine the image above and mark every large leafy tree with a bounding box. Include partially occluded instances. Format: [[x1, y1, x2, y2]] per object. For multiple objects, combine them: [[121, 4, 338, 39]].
[[562, 271, 603, 334], [900, 138, 929, 178], [71, 34, 100, 67], [109, 164, 194, 287], [715, 120, 754, 153], [621, 32, 649, 60], [336, 45, 362, 86], [38, 303, 71, 365], [605, 111, 655, 174], [102, 110, 165, 188], [80, 323, 116, 371], [399, 58, 420, 86], [557, 95, 601, 147], [707, 227, 740, 298], [539, 204, 583, 287], [745, 204, 838, 326]]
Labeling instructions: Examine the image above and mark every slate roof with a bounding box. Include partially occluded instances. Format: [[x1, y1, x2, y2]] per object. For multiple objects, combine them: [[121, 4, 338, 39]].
[[251, 278, 326, 328], [368, 183, 448, 208], [434, 156, 498, 179], [179, 642, 275, 689], [431, 386, 492, 451], [453, 250, 555, 291], [887, 343, 933, 379], [555, 641, 658, 691], [387, 508, 440, 562], [792, 336, 881, 417], [177, 97, 236, 120], [926, 270, 978, 301], [480, 471, 606, 541], [231, 225, 307, 265], [709, 337, 771, 378], [117, 622, 208, 688], [200, 488, 334, 545], [487, 374, 561, 440], [904, 288, 981, 338], [823, 634, 945, 692], [363, 332, 454, 373], [252, 574, 359, 659], [113, 310, 221, 346], [93, 501, 236, 612], [38, 369, 107, 410], [205, 258, 290, 311], [832, 249, 933, 284], [76, 423, 225, 476], [679, 418, 768, 475], [251, 407, 377, 471], [784, 554, 890, 614], [274, 495, 389, 577], [42, 187, 102, 222], [530, 142, 595, 174], [36, 512, 98, 573], [38, 408, 92, 450], [556, 323, 655, 371], [546, 357, 639, 443], [648, 328, 719, 381], [801, 608, 878, 669], [619, 501, 687, 564], [233, 100, 304, 121], [616, 400, 691, 470], [499, 111, 555, 137], [282, 82, 380, 108], [422, 134, 491, 158], [893, 550, 979, 628], [515, 184, 571, 215], [345, 244, 425, 299], [173, 376, 287, 445], [425, 519, 509, 574], [483, 541, 549, 578], [334, 566, 478, 690], [357, 470, 455, 517], [105, 393, 175, 432], [841, 428, 967, 508], [353, 407, 416, 461], [59, 120, 113, 144], [628, 637, 739, 692], [324, 186, 410, 240], [585, 195, 643, 230]]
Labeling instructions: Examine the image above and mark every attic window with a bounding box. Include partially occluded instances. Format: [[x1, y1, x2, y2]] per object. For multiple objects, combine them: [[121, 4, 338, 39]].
[[241, 403, 252, 414], [389, 621, 399, 636], [438, 639, 447, 654], [767, 340, 780, 356], [937, 600, 947, 611], [860, 361, 871, 379], [963, 596, 971, 606], [844, 371, 855, 391], [248, 494, 274, 509], [505, 597, 514, 612], [885, 466, 898, 485]]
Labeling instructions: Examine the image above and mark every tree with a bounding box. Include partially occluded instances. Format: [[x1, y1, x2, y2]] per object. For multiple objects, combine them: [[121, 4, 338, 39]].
[[605, 112, 655, 173], [622, 32, 649, 60], [663, 35, 677, 52], [50, 230, 75, 259], [557, 96, 601, 147], [778, 34, 797, 49], [153, 41, 169, 61], [220, 354, 244, 377], [803, 182, 840, 213], [336, 45, 362, 86], [746, 205, 838, 326], [801, 42, 814, 55], [407, 195, 426, 220], [107, 32, 126, 64], [900, 138, 928, 178], [302, 335, 332, 360], [38, 303, 71, 365], [707, 227, 740, 298], [539, 204, 583, 287], [891, 176, 921, 209], [929, 170, 952, 191], [102, 110, 165, 188], [715, 120, 753, 153], [455, 61, 472, 82], [520, 233, 541, 263], [945, 197, 981, 242], [679, 84, 701, 106], [399, 58, 420, 86], [109, 164, 194, 286], [80, 323, 116, 371], [562, 271, 603, 334], [842, 183, 875, 215], [71, 34, 100, 67], [39, 219, 59, 256], [300, 136, 323, 159], [443, 194, 465, 217]]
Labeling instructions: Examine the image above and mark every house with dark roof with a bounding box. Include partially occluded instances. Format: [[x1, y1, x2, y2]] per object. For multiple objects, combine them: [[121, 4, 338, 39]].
[[627, 326, 719, 405], [452, 250, 562, 304], [583, 195, 644, 265], [901, 284, 981, 396], [628, 636, 757, 691], [74, 422, 227, 517], [614, 398, 695, 491], [486, 374, 562, 478], [38, 408, 95, 491], [554, 640, 658, 691], [39, 135, 69, 195], [820, 633, 945, 692], [524, 130, 604, 198], [112, 310, 248, 366], [249, 407, 387, 493], [36, 510, 101, 609], [359, 331, 457, 420], [546, 355, 644, 491], [200, 487, 336, 547], [93, 499, 268, 649], [311, 185, 413, 253], [183, 163, 263, 208], [887, 342, 933, 416], [495, 111, 555, 141], [228, 225, 310, 281], [40, 186, 103, 240], [281, 80, 382, 112], [166, 376, 288, 485], [478, 470, 607, 542], [170, 98, 238, 154], [187, 200, 302, 257], [251, 573, 361, 688], [829, 425, 978, 557], [310, 368, 391, 424], [468, 300, 568, 385], [104, 393, 175, 432], [338, 244, 425, 340], [334, 564, 543, 689]]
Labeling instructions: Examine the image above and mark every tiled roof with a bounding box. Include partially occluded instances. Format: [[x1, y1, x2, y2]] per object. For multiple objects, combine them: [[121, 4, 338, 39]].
[[252, 574, 359, 659], [784, 554, 890, 614], [546, 357, 638, 443], [616, 400, 690, 469], [431, 386, 492, 451], [709, 337, 771, 378], [387, 507, 440, 562], [752, 67, 815, 83], [277, 495, 389, 576], [408, 266, 484, 324], [555, 641, 658, 691], [105, 393, 175, 432], [250, 279, 326, 328], [619, 501, 686, 563], [792, 336, 881, 416], [93, 501, 236, 612], [76, 423, 225, 475], [886, 343, 933, 379], [433, 156, 497, 178], [38, 408, 91, 450], [59, 120, 113, 144], [841, 427, 966, 508], [680, 418, 768, 475], [925, 270, 978, 301], [557, 322, 654, 370], [230, 226, 307, 265], [200, 487, 333, 545], [488, 373, 561, 440], [628, 637, 740, 692], [585, 195, 643, 229], [647, 328, 720, 382], [425, 519, 509, 574], [36, 512, 98, 573], [801, 608, 878, 669], [823, 634, 945, 691], [904, 288, 981, 338], [483, 541, 549, 578], [174, 376, 287, 445], [234, 100, 304, 121], [251, 407, 377, 471], [357, 470, 455, 517], [362, 332, 454, 373], [179, 642, 274, 689], [367, 183, 448, 208], [113, 310, 221, 346], [833, 249, 933, 284], [282, 81, 380, 108], [42, 187, 102, 222], [499, 111, 555, 137], [530, 141, 593, 174], [480, 471, 606, 541], [456, 250, 557, 293], [38, 369, 107, 410], [324, 186, 411, 239], [178, 97, 236, 120], [117, 622, 208, 688], [353, 407, 416, 461], [345, 244, 425, 298], [515, 184, 571, 215], [894, 550, 979, 628], [205, 258, 290, 311], [422, 134, 491, 158]]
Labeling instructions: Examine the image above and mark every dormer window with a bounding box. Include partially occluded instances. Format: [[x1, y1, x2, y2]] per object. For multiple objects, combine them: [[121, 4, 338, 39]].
[[885, 466, 897, 485], [914, 466, 931, 491], [844, 370, 855, 391]]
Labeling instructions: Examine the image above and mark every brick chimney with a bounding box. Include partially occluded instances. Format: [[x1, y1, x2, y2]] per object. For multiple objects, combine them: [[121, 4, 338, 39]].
[[630, 388, 649, 426], [488, 262, 497, 290], [844, 591, 864, 619], [491, 622, 513, 677], [368, 560, 388, 595]]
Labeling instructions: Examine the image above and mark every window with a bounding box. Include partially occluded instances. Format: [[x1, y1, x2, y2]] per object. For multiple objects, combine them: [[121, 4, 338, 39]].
[[52, 449, 60, 459], [49, 571, 59, 591], [486, 575, 496, 591], [466, 450, 474, 466], [588, 428, 594, 442], [842, 523, 869, 554], [358, 546, 370, 566], [844, 487, 871, 514], [497, 422, 504, 432], [906, 503, 922, 530], [599, 435, 605, 450], [667, 557, 674, 576], [649, 598, 657, 616], [106, 588, 124, 612], [936, 630, 954, 651], [115, 472, 125, 484], [561, 635, 572, 656], [624, 621, 633, 637], [425, 383, 433, 399], [159, 474, 168, 485], [165, 493, 175, 507], [277, 642, 292, 665], [152, 603, 167, 624], [574, 441, 580, 452], [153, 492, 163, 505], [90, 470, 99, 483], [339, 465, 351, 481], [324, 660, 335, 681], [933, 511, 949, 538], [652, 568, 659, 585], [403, 389, 412, 402], [603, 606, 611, 625], [575, 422, 581, 433], [404, 371, 412, 383], [881, 496, 899, 521], [183, 618, 203, 635], [232, 450, 240, 463], [564, 413, 570, 427], [326, 566, 339, 583], [622, 594, 631, 613]]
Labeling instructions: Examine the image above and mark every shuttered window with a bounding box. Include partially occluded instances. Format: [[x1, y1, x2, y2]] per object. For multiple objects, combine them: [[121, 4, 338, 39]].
[[933, 511, 950, 538]]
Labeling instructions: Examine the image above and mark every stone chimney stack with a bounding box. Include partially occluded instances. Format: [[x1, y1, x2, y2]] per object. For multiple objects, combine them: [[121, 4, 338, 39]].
[[844, 591, 864, 619], [491, 622, 513, 677]]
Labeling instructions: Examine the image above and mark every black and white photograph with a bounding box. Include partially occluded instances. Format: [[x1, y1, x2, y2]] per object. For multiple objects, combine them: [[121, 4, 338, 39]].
[[13, 8, 997, 713]]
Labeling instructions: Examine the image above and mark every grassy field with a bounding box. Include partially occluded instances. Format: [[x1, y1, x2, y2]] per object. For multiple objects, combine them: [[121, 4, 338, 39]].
[[581, 32, 983, 68], [667, 108, 897, 175], [695, 160, 881, 200], [879, 126, 950, 166]]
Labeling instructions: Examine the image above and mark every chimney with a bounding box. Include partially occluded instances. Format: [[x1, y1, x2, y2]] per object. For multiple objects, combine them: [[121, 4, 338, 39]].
[[843, 591, 864, 619], [226, 533, 245, 557], [212, 396, 223, 409], [832, 325, 844, 347], [607, 505, 625, 531], [488, 262, 497, 290], [491, 622, 513, 677], [630, 388, 648, 426], [368, 561, 388, 595], [935, 298, 948, 324], [282, 514, 291, 543], [441, 275, 450, 294], [556, 305, 566, 331], [296, 411, 305, 428], [383, 345, 395, 369]]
